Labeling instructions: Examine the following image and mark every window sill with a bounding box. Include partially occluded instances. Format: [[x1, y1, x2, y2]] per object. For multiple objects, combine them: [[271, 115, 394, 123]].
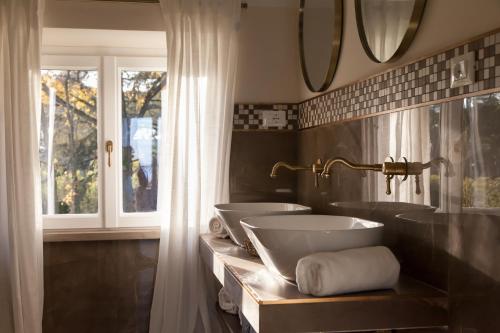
[[43, 227, 161, 242]]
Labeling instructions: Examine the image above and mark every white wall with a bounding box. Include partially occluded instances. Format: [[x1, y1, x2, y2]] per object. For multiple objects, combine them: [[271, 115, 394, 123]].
[[44, 0, 500, 103], [44, 0, 165, 31], [235, 6, 301, 103], [42, 28, 167, 57], [299, 0, 500, 100], [43, 0, 301, 104]]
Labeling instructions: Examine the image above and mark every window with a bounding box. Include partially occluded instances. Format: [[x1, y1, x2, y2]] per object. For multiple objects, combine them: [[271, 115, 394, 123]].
[[40, 69, 99, 215], [41, 55, 166, 229], [120, 70, 165, 213]]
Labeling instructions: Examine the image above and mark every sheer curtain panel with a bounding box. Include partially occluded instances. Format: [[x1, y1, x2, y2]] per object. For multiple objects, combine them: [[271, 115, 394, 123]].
[[0, 1, 45, 333], [149, 0, 240, 332]]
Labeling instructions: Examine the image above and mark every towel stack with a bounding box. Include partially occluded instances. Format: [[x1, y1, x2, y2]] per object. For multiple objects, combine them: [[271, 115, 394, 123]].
[[296, 246, 400, 297], [209, 216, 229, 239], [218, 288, 238, 314]]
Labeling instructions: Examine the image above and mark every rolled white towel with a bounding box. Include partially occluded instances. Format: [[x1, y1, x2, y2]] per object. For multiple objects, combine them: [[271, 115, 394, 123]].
[[296, 246, 400, 297], [209, 216, 228, 239], [218, 288, 238, 314]]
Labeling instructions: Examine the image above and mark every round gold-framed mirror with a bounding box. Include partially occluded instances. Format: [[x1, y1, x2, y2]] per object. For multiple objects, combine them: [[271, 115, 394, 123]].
[[355, 0, 426, 63], [299, 0, 343, 92]]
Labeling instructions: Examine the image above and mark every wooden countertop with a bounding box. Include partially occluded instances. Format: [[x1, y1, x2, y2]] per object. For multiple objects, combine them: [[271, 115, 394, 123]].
[[200, 234, 448, 333]]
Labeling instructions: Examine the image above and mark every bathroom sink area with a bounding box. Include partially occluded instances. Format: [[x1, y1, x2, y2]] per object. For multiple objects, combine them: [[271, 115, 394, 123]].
[[240, 215, 384, 281], [200, 234, 449, 333], [214, 202, 311, 247]]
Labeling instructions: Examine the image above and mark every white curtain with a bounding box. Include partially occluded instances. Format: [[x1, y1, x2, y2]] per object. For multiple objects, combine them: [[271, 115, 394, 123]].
[[150, 0, 240, 332], [397, 107, 431, 204], [362, 107, 432, 203], [360, 0, 415, 62], [361, 117, 379, 201], [0, 1, 44, 333], [467, 98, 487, 207], [438, 100, 463, 213]]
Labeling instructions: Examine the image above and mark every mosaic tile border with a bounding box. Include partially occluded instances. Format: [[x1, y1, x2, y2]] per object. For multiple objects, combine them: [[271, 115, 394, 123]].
[[233, 103, 298, 130], [298, 30, 500, 129]]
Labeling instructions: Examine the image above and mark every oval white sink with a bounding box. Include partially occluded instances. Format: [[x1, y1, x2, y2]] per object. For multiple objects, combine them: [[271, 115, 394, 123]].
[[214, 203, 311, 247], [240, 215, 384, 281]]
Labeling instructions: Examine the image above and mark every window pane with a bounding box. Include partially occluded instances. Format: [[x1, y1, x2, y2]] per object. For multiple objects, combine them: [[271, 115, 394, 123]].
[[40, 70, 99, 214], [121, 70, 166, 213]]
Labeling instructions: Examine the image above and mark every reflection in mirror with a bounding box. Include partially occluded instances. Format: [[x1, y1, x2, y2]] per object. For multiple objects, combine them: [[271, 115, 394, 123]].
[[355, 0, 426, 63], [299, 0, 343, 92], [360, 105, 441, 206], [357, 93, 500, 214], [462, 94, 500, 213]]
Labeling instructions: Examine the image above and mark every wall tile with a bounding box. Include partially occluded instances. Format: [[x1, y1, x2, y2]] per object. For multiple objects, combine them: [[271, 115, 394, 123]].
[[297, 31, 500, 129], [43, 240, 159, 333], [233, 103, 298, 130]]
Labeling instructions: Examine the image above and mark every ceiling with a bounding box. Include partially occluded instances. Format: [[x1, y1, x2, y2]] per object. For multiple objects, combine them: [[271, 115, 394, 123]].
[[54, 0, 299, 8]]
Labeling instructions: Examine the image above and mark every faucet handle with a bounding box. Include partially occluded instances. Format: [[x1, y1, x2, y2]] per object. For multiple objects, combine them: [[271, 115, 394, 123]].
[[385, 175, 393, 195], [311, 158, 323, 173], [312, 159, 323, 188], [415, 175, 421, 195]]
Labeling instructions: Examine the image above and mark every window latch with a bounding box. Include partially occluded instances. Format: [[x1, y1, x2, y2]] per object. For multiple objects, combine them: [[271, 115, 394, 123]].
[[105, 140, 113, 167]]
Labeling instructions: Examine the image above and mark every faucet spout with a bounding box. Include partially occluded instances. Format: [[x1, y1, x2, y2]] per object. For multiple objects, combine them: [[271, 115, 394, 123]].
[[270, 159, 325, 188], [270, 161, 310, 178], [321, 157, 383, 178]]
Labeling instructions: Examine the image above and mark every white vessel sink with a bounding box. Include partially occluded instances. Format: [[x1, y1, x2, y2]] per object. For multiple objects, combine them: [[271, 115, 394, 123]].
[[214, 203, 311, 247], [240, 215, 384, 281]]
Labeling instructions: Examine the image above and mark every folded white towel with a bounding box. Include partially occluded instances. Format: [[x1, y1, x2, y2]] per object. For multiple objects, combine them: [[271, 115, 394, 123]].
[[209, 216, 228, 239], [218, 288, 238, 314], [296, 246, 400, 296]]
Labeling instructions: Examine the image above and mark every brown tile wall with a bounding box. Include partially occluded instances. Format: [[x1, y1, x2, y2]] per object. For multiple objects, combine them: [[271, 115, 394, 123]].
[[296, 121, 364, 212], [230, 130, 298, 203], [43, 240, 159, 333]]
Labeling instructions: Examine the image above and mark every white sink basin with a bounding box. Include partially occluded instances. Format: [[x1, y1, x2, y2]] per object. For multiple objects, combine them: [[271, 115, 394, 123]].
[[214, 203, 311, 247], [240, 215, 384, 281]]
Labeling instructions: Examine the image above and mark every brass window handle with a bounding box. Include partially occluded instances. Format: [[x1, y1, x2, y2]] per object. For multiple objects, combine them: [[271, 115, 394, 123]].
[[105, 140, 113, 167]]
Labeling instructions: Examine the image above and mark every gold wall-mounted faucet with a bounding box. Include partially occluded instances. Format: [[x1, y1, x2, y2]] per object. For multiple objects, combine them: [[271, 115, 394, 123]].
[[270, 159, 325, 188], [321, 158, 383, 177], [321, 156, 447, 195]]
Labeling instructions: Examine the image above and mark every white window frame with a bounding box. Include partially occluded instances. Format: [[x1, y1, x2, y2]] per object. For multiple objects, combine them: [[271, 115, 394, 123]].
[[110, 57, 166, 228], [41, 55, 103, 229], [41, 55, 166, 229]]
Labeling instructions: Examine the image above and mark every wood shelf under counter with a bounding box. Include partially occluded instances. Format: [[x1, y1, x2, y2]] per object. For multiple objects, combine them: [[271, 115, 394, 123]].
[[200, 234, 448, 333]]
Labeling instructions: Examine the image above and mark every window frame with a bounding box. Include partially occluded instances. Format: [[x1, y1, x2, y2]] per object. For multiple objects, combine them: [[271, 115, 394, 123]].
[[41, 55, 167, 229], [111, 57, 166, 228], [41, 55, 103, 229]]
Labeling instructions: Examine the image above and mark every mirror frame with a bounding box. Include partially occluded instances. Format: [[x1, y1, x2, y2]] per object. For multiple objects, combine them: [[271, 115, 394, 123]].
[[355, 0, 426, 63], [299, 0, 343, 92]]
